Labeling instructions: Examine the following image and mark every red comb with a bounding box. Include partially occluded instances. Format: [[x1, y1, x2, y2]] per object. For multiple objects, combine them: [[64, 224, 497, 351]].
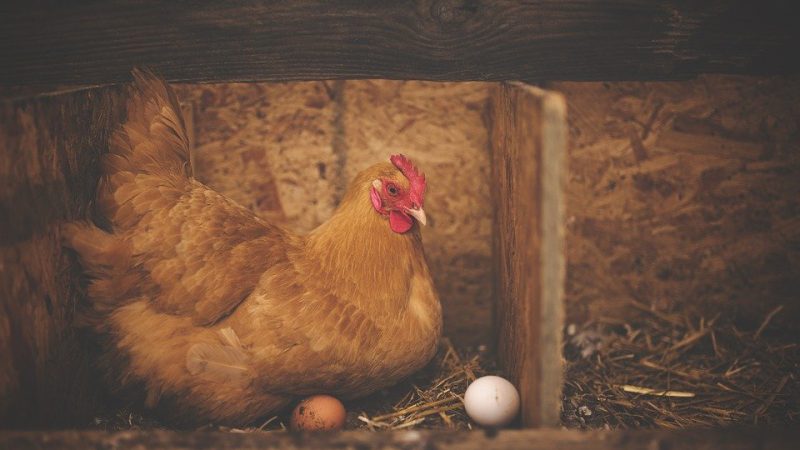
[[390, 154, 426, 206]]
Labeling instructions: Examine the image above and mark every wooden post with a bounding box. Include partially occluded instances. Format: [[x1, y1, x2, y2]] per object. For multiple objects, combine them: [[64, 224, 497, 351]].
[[490, 82, 566, 427]]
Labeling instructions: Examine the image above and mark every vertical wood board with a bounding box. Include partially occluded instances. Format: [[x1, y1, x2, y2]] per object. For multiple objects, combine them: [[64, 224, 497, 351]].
[[490, 82, 566, 427], [0, 86, 126, 426]]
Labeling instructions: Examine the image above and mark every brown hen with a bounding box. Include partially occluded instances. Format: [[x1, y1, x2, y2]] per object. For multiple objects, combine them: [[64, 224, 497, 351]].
[[63, 70, 441, 425]]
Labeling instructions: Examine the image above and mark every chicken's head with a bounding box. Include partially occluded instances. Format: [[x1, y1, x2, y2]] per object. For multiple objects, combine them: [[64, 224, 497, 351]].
[[369, 154, 427, 234]]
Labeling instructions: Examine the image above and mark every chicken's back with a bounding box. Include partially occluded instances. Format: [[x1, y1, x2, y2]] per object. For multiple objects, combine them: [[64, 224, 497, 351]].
[[65, 69, 291, 327]]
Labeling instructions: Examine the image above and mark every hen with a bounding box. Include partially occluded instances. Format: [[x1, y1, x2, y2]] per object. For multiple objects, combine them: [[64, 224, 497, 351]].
[[63, 70, 441, 425]]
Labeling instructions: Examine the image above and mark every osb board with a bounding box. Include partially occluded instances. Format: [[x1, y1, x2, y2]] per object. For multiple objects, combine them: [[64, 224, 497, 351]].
[[551, 76, 800, 326], [173, 80, 495, 346], [490, 83, 566, 427], [173, 82, 336, 231], [0, 86, 126, 426]]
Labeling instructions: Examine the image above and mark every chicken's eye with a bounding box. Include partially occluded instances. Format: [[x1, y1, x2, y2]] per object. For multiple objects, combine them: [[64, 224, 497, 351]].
[[386, 183, 399, 196]]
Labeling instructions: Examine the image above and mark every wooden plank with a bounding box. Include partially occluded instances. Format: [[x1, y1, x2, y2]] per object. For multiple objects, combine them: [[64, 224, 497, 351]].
[[0, 86, 126, 426], [537, 84, 567, 427], [490, 83, 566, 427], [1, 1, 799, 87], [0, 428, 797, 450]]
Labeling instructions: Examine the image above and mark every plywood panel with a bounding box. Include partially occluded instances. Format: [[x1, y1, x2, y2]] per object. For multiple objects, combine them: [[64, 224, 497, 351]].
[[173, 82, 338, 232], [554, 76, 800, 326]]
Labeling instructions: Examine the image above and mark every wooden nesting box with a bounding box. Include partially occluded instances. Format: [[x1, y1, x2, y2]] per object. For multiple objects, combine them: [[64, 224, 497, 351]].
[[0, 78, 566, 428]]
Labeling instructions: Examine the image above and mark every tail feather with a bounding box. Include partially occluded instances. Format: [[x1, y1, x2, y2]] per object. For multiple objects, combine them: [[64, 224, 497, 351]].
[[110, 68, 190, 177], [64, 70, 192, 324], [99, 68, 191, 225]]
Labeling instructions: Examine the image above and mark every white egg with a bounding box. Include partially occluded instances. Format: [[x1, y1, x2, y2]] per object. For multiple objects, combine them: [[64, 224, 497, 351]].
[[463, 375, 520, 427]]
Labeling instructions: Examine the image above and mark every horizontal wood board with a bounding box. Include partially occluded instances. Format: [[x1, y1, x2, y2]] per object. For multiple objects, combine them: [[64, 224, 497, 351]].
[[0, 428, 797, 450], [2, 1, 800, 86]]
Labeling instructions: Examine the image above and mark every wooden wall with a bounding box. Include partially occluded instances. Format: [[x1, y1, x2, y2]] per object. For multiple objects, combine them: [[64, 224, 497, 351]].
[[0, 87, 126, 427], [553, 76, 800, 326]]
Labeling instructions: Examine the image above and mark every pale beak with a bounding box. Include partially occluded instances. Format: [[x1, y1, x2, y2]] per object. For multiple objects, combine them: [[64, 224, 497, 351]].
[[406, 207, 427, 226]]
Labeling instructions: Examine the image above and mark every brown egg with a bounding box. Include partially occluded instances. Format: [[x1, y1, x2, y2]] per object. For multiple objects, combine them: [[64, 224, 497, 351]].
[[290, 395, 346, 431]]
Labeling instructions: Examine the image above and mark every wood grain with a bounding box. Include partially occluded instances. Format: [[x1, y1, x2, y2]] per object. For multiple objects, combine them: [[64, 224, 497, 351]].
[[490, 83, 566, 427], [1, 428, 797, 450], [2, 1, 799, 86], [0, 86, 126, 427]]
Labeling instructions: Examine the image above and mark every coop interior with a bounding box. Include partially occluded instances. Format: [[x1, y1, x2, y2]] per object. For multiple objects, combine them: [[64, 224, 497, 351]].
[[3, 76, 798, 432], [2, 2, 800, 448]]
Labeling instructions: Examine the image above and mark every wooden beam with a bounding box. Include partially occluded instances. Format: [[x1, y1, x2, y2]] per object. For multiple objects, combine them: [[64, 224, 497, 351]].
[[0, 428, 797, 449], [490, 83, 566, 427], [2, 1, 799, 86]]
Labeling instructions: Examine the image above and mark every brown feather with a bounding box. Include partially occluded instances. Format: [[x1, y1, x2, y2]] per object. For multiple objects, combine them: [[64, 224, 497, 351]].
[[186, 328, 249, 384]]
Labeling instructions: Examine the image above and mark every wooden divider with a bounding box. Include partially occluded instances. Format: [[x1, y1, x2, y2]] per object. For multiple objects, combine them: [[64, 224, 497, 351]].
[[490, 82, 566, 427]]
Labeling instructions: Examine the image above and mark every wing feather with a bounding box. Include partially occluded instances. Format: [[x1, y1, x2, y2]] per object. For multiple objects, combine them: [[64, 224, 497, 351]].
[[186, 327, 249, 383]]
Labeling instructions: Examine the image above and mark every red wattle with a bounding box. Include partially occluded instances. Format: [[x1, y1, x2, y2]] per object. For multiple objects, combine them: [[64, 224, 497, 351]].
[[389, 210, 413, 233]]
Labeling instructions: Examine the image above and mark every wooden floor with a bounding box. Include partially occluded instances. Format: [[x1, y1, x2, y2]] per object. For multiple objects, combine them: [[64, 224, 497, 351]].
[[0, 428, 797, 450]]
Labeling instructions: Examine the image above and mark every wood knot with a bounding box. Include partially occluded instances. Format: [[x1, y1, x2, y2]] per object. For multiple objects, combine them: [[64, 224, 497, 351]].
[[430, 0, 477, 26]]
